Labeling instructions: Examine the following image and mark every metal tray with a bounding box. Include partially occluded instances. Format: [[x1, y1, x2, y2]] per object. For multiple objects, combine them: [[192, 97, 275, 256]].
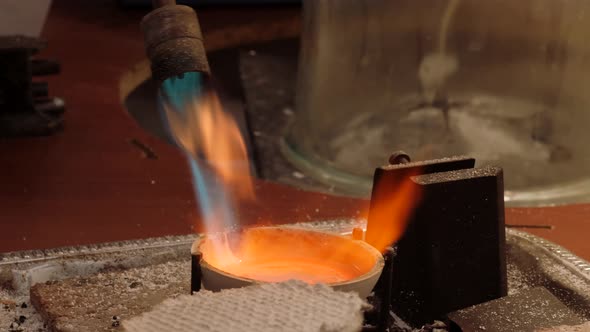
[[1, 220, 589, 329]]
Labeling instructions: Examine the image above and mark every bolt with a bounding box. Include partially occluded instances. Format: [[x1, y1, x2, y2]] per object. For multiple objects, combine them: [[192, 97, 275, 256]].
[[388, 151, 411, 165]]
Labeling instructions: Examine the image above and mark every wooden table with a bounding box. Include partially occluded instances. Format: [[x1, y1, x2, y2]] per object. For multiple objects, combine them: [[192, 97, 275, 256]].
[[1, 0, 589, 262]]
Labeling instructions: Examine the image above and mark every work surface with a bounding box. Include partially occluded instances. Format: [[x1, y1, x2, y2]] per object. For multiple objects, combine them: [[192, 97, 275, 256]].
[[0, 0, 589, 262]]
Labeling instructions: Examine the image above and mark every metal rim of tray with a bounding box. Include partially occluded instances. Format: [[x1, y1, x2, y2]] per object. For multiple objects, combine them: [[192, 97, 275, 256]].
[[1, 219, 589, 281], [508, 228, 590, 278]]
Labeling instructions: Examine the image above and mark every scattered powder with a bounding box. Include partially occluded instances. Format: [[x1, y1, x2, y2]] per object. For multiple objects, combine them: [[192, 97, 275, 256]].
[[0, 288, 47, 332], [507, 262, 532, 295]]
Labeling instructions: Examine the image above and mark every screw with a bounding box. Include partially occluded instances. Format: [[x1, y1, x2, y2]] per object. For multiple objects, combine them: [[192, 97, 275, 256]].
[[388, 151, 411, 165]]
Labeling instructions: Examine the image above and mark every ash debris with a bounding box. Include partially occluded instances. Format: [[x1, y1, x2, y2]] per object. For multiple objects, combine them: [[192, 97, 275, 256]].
[[1, 290, 47, 332]]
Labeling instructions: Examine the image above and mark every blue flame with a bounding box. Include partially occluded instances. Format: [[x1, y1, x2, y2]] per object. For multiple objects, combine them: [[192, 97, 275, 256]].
[[159, 72, 238, 231], [161, 73, 203, 114]]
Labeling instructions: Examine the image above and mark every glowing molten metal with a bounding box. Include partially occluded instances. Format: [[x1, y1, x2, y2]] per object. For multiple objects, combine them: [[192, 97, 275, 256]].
[[200, 227, 382, 284]]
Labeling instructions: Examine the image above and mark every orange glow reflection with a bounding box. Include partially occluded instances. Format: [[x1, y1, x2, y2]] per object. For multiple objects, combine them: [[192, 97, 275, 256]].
[[365, 171, 422, 253]]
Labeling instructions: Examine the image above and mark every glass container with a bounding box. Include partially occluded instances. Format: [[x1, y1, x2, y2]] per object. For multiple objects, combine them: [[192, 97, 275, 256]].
[[282, 0, 590, 206]]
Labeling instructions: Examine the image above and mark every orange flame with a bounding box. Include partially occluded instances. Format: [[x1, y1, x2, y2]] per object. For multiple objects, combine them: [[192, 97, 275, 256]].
[[163, 90, 254, 200], [163, 80, 422, 284], [365, 170, 422, 253], [197, 93, 254, 200]]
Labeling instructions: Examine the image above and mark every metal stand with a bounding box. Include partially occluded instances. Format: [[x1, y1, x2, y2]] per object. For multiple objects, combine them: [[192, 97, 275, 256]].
[[191, 253, 202, 294], [0, 36, 64, 137], [367, 155, 507, 326]]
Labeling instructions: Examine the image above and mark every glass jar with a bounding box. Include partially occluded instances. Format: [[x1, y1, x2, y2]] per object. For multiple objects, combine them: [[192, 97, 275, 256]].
[[282, 0, 590, 206]]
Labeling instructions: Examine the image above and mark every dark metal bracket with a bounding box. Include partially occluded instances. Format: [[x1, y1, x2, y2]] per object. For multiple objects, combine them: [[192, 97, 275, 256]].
[[367, 155, 507, 327]]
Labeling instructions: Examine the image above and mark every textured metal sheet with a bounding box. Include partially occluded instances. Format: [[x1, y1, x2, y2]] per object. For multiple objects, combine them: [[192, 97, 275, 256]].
[[0, 235, 197, 267]]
